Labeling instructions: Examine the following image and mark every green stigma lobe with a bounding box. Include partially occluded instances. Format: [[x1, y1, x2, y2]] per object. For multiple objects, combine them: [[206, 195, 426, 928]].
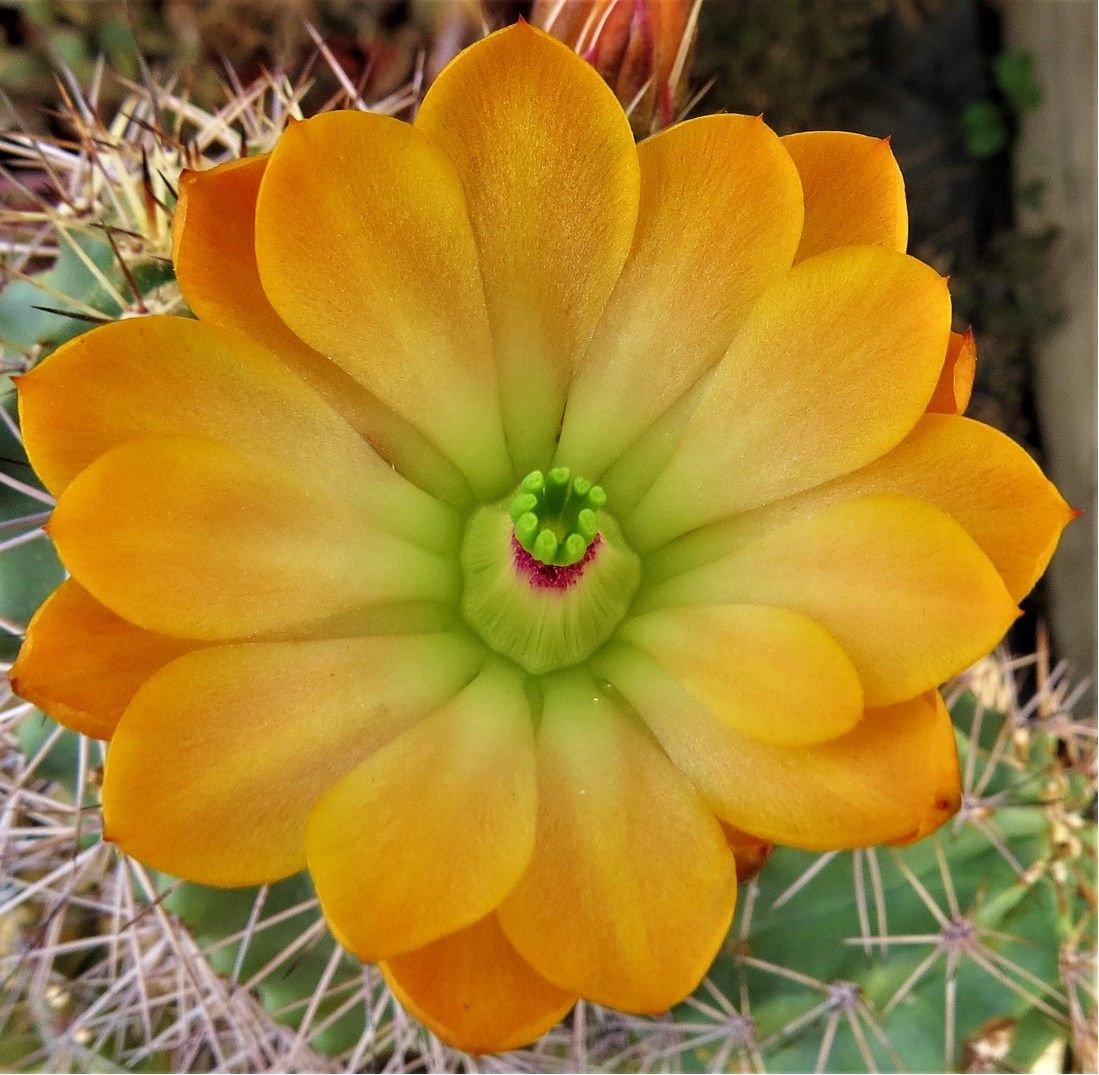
[[509, 468, 606, 567]]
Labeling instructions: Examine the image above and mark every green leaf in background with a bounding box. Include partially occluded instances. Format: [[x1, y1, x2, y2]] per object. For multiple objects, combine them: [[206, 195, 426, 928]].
[[963, 100, 1010, 159], [995, 50, 1043, 114]]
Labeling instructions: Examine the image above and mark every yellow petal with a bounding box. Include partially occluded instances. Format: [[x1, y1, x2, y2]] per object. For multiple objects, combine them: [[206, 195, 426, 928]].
[[600, 645, 960, 850], [255, 111, 511, 498], [628, 247, 952, 549], [927, 328, 977, 416], [619, 604, 863, 747], [557, 113, 803, 476], [101, 634, 481, 885], [10, 580, 197, 739], [497, 672, 736, 1012], [416, 23, 640, 471], [381, 915, 576, 1054], [782, 131, 907, 261], [15, 316, 452, 547], [307, 663, 536, 961], [172, 155, 471, 504], [49, 436, 459, 640], [843, 415, 1073, 602], [806, 414, 1072, 603], [647, 493, 1019, 707], [663, 413, 1074, 605]]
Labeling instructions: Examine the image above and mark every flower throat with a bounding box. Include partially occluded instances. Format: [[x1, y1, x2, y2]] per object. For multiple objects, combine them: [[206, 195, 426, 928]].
[[459, 469, 641, 674]]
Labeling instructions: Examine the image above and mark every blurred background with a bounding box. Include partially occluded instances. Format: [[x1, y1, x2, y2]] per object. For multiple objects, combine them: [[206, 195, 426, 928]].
[[2, 0, 1094, 693]]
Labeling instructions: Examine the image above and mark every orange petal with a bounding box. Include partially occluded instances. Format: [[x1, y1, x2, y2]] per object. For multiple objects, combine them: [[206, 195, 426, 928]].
[[497, 672, 736, 1012], [101, 634, 481, 885], [619, 604, 863, 747], [172, 156, 471, 504], [381, 915, 576, 1054], [782, 131, 907, 261], [722, 824, 774, 883], [307, 663, 536, 961], [49, 436, 459, 640], [646, 493, 1019, 707], [557, 113, 803, 476], [628, 246, 951, 549], [600, 645, 960, 850], [837, 415, 1072, 602], [927, 328, 977, 416], [255, 111, 511, 498], [416, 22, 640, 471], [10, 579, 197, 739], [663, 413, 1074, 605], [15, 316, 453, 547]]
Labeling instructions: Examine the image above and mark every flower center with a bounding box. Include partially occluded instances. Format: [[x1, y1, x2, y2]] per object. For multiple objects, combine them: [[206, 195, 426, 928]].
[[460, 472, 641, 675], [509, 468, 605, 566]]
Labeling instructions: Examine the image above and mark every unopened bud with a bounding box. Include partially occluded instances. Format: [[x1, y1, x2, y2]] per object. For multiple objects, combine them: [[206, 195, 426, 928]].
[[532, 0, 699, 135]]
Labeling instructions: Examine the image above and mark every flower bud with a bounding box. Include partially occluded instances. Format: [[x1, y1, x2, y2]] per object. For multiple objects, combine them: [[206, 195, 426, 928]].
[[531, 0, 698, 134]]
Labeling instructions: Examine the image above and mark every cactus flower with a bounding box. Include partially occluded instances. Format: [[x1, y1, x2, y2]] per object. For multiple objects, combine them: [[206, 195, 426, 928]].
[[10, 22, 1073, 1055]]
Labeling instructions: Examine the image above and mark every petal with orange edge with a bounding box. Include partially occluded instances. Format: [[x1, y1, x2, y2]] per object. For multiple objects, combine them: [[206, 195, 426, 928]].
[[826, 415, 1072, 602], [557, 113, 803, 476], [15, 317, 453, 547], [782, 131, 907, 261], [645, 493, 1019, 707], [662, 414, 1074, 604], [255, 111, 512, 499], [416, 23, 640, 472], [599, 645, 960, 850], [497, 671, 736, 1013], [381, 915, 576, 1055], [927, 328, 977, 416], [628, 246, 951, 549], [9, 579, 197, 739], [50, 436, 458, 640], [308, 662, 535, 961], [722, 824, 774, 883], [101, 633, 481, 885], [172, 157, 470, 506], [620, 604, 863, 747]]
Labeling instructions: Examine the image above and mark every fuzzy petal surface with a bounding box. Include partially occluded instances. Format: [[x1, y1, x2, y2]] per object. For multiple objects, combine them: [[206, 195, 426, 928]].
[[102, 634, 481, 885], [628, 246, 951, 548], [498, 673, 736, 1012], [15, 316, 451, 546], [416, 22, 640, 471], [382, 915, 576, 1055], [645, 493, 1018, 707], [657, 414, 1073, 605], [10, 580, 197, 739], [49, 436, 458, 640], [557, 113, 803, 475], [172, 155, 470, 504], [620, 604, 863, 747], [255, 111, 511, 497], [782, 131, 907, 260], [600, 646, 960, 850], [308, 663, 536, 961]]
